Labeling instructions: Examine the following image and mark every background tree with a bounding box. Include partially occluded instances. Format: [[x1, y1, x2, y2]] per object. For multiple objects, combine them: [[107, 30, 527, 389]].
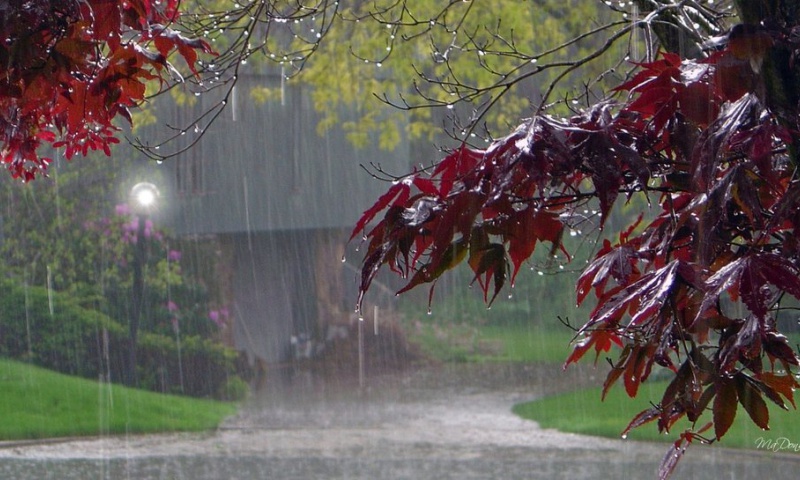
[[0, 0, 645, 170], [291, 1, 611, 150], [0, 0, 625, 169], [350, 0, 800, 478]]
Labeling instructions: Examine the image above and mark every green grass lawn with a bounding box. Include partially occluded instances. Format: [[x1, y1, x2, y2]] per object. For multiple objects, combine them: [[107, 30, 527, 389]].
[[513, 380, 800, 450], [407, 320, 577, 364], [472, 325, 575, 363], [0, 358, 238, 440]]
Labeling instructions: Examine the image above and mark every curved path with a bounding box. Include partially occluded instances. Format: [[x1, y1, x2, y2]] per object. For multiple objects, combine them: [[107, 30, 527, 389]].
[[0, 364, 797, 479]]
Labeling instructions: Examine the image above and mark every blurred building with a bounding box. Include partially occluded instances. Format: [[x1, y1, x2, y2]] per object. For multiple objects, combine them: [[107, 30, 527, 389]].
[[153, 73, 413, 365]]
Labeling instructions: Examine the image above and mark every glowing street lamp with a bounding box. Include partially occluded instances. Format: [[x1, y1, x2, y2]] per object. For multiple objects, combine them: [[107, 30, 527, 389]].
[[127, 182, 160, 387], [130, 182, 160, 216]]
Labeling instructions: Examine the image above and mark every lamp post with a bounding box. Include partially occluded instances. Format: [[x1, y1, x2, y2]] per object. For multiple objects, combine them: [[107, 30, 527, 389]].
[[128, 182, 159, 387]]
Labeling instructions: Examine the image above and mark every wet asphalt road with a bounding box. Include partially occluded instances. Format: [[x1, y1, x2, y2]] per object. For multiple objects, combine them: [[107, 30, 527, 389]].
[[0, 363, 798, 479]]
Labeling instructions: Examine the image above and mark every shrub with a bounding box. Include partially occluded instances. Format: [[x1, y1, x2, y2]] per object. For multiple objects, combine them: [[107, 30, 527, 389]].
[[0, 278, 241, 399], [217, 375, 250, 401]]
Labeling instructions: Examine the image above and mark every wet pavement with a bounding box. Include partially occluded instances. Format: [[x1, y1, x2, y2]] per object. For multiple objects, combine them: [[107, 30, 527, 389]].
[[0, 363, 798, 479]]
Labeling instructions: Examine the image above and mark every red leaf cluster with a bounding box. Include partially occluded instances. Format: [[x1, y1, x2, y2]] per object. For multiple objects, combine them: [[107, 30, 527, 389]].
[[0, 0, 214, 180], [355, 31, 800, 473]]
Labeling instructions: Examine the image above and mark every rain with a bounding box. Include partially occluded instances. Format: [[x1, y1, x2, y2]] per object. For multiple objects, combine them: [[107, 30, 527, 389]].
[[0, 1, 797, 480]]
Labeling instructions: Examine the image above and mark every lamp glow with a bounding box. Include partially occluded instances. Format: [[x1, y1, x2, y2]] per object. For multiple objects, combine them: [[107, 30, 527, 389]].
[[129, 182, 160, 215]]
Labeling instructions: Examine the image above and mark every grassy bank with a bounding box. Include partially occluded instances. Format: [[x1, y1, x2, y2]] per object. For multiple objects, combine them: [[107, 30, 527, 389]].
[[475, 325, 575, 363], [513, 380, 800, 450], [406, 320, 576, 364], [0, 358, 238, 440]]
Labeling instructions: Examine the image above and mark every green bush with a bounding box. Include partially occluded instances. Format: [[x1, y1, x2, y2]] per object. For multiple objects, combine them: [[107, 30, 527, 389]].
[[0, 279, 241, 399], [216, 375, 250, 401]]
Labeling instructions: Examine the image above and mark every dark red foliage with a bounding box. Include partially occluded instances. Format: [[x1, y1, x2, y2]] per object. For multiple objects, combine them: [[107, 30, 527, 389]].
[[0, 0, 213, 180], [354, 25, 800, 476]]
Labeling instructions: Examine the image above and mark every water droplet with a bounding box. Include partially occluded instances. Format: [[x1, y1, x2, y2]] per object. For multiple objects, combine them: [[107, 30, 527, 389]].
[[341, 255, 347, 263], [621, 434, 628, 440]]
